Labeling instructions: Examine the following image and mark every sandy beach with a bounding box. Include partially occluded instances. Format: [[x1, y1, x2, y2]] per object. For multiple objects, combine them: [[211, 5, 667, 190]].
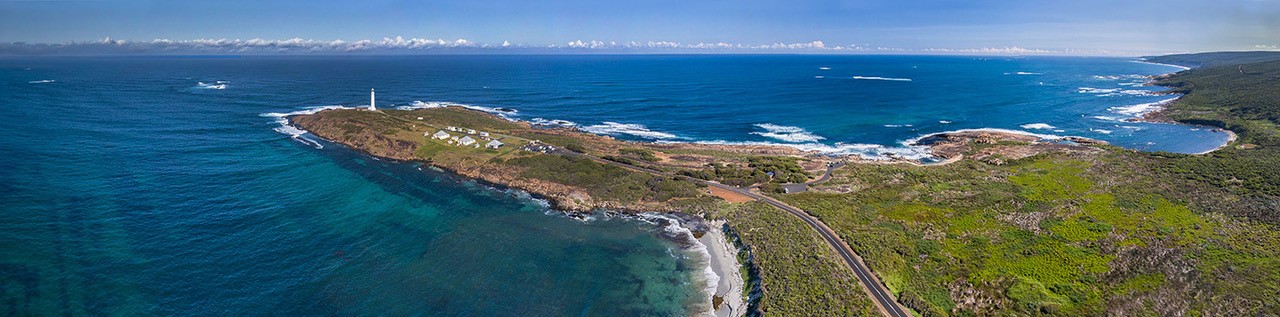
[[699, 220, 747, 317]]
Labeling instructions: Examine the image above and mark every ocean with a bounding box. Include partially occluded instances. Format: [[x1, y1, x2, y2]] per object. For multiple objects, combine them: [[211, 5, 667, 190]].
[[0, 55, 1224, 315]]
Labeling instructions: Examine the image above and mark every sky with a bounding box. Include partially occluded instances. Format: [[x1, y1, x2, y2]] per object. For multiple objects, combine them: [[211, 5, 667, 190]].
[[1, 0, 1278, 55]]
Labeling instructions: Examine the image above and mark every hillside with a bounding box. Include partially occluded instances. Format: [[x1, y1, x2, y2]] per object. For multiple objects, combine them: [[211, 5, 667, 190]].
[[759, 52, 1280, 316]]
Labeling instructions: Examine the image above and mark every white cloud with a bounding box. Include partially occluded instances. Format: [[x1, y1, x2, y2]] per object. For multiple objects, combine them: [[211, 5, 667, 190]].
[[0, 37, 1119, 56]]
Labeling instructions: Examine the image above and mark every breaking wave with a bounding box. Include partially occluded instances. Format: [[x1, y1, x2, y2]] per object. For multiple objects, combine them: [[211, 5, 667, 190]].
[[666, 139, 934, 161], [28, 79, 55, 84], [1108, 97, 1178, 117], [260, 105, 355, 148], [750, 123, 825, 143], [196, 81, 228, 89], [581, 122, 679, 139], [399, 100, 518, 119], [541, 210, 719, 317], [530, 117, 578, 127], [1020, 123, 1056, 130], [1133, 60, 1191, 71], [851, 76, 912, 82], [1077, 87, 1157, 97]]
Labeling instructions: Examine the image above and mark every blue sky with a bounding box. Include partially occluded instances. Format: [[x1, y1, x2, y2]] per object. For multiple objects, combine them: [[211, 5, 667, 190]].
[[1, 0, 1277, 55]]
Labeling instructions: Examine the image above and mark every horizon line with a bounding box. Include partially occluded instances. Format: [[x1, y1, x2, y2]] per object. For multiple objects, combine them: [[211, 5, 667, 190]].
[[0, 36, 1214, 57]]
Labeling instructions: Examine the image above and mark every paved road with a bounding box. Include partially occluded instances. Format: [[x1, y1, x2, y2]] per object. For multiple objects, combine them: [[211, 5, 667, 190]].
[[571, 152, 909, 317], [807, 161, 845, 185]]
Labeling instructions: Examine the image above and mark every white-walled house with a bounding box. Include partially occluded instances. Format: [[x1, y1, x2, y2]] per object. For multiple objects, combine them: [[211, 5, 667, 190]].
[[458, 136, 477, 146]]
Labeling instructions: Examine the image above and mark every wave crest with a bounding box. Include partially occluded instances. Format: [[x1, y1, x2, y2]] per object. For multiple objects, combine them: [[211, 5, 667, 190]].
[[851, 76, 912, 82], [751, 123, 825, 142], [581, 122, 679, 139]]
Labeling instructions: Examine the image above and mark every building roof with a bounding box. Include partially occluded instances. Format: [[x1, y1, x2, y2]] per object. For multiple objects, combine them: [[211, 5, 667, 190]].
[[486, 140, 504, 147], [458, 136, 476, 144], [433, 130, 451, 137]]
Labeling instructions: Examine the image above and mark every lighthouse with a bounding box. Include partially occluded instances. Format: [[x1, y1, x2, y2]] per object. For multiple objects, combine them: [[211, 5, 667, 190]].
[[369, 88, 376, 111]]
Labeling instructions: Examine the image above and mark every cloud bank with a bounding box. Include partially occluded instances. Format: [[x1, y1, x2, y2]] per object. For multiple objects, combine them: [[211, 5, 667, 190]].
[[0, 36, 1119, 56]]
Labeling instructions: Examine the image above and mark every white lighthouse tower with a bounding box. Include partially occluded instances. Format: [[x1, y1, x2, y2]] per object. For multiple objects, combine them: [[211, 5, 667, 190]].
[[369, 88, 376, 111]]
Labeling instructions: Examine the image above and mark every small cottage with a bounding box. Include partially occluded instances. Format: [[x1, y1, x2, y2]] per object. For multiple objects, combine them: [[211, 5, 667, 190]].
[[458, 136, 477, 146]]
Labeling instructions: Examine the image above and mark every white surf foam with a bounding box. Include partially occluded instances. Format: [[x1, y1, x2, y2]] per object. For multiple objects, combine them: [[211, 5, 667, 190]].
[[1108, 97, 1178, 117], [1092, 74, 1149, 81], [1078, 87, 1157, 97], [666, 139, 934, 161], [28, 79, 55, 84], [1005, 72, 1041, 75], [633, 213, 718, 317], [906, 128, 1068, 144], [260, 105, 355, 148], [883, 124, 914, 128], [818, 66, 831, 70], [751, 123, 825, 143], [195, 81, 227, 89], [1134, 60, 1192, 71], [852, 76, 912, 82], [399, 100, 518, 119], [939, 120, 952, 124], [1091, 129, 1113, 134], [1020, 123, 1056, 130], [530, 117, 578, 127], [581, 122, 679, 139], [814, 75, 825, 79]]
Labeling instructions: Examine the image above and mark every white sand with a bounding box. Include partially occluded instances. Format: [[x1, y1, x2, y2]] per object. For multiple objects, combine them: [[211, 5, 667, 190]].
[[699, 220, 747, 317]]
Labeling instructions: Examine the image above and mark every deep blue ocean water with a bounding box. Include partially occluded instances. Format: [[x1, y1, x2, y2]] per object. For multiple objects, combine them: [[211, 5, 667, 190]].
[[1, 55, 1226, 315]]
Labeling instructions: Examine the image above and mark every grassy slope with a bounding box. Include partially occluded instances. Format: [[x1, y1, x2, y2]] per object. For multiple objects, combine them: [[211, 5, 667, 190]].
[[766, 53, 1280, 316], [293, 107, 705, 211], [715, 202, 879, 316]]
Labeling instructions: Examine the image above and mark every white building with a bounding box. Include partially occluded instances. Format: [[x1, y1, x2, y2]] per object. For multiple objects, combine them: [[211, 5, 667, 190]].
[[369, 88, 376, 111], [485, 140, 504, 149], [431, 130, 451, 140], [446, 126, 460, 132], [466, 128, 477, 134], [458, 136, 477, 146], [478, 132, 490, 137]]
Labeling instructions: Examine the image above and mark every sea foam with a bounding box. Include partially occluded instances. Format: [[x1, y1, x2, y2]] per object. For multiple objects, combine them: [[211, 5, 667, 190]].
[[28, 79, 55, 84], [1108, 97, 1178, 117], [1020, 123, 1056, 130], [399, 101, 518, 119], [195, 81, 228, 89], [851, 76, 912, 82], [581, 122, 679, 139], [260, 105, 355, 148], [751, 123, 825, 143]]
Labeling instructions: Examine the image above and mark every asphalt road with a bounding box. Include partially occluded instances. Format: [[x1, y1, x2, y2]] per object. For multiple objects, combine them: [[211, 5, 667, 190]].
[[572, 152, 909, 317]]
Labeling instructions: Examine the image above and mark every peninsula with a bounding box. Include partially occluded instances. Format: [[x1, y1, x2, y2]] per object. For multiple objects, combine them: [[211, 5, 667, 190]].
[[288, 52, 1280, 316]]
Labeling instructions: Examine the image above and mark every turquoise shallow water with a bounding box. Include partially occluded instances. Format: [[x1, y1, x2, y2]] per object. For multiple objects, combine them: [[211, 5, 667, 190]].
[[0, 57, 709, 315], [0, 55, 1225, 315]]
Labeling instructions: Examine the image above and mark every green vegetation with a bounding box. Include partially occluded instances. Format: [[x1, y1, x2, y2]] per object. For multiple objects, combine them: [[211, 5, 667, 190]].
[[779, 153, 1280, 315], [713, 202, 878, 316], [680, 157, 811, 186], [619, 148, 661, 162], [1146, 53, 1280, 221], [508, 154, 702, 203]]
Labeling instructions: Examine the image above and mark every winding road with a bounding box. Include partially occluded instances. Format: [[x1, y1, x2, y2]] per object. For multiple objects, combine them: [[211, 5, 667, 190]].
[[572, 152, 910, 317]]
